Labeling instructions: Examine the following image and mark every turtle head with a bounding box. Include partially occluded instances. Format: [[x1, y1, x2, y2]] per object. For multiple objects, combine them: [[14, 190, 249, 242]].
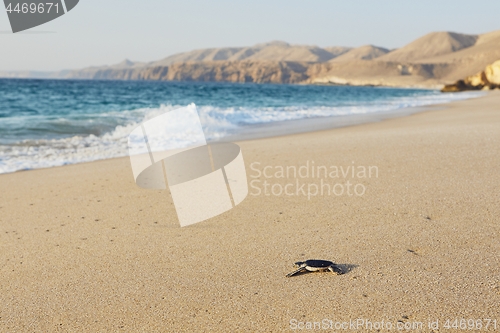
[[294, 261, 305, 267]]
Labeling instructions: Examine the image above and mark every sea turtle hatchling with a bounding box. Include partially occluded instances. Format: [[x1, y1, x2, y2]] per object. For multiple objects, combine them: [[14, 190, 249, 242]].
[[286, 259, 342, 277]]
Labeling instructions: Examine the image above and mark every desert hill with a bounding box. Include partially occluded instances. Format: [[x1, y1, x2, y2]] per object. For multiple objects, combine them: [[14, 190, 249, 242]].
[[329, 45, 389, 62], [407, 30, 500, 81], [323, 46, 352, 57], [150, 41, 343, 65], [311, 30, 500, 87], [2, 29, 500, 88], [378, 32, 478, 63]]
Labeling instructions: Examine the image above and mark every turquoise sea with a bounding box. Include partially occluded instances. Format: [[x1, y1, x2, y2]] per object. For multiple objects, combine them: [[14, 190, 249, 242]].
[[0, 79, 481, 174]]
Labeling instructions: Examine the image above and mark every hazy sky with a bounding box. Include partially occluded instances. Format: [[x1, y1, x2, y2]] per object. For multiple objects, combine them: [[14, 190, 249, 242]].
[[1, 0, 499, 71]]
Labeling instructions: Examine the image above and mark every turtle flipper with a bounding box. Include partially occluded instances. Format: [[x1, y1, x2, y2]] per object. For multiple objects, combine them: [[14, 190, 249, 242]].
[[286, 266, 307, 277]]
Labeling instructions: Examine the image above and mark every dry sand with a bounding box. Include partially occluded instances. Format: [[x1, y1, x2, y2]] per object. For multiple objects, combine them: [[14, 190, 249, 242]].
[[1, 92, 499, 332]]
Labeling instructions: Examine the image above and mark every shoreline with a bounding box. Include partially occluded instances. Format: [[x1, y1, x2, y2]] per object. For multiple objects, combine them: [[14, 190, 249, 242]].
[[0, 89, 484, 175], [0, 76, 443, 90], [224, 105, 436, 143]]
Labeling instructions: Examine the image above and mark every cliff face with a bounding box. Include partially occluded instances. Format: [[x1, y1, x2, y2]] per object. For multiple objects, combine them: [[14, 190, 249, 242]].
[[61, 58, 483, 89], [485, 60, 500, 84], [306, 60, 455, 87], [84, 61, 311, 84], [441, 60, 500, 92]]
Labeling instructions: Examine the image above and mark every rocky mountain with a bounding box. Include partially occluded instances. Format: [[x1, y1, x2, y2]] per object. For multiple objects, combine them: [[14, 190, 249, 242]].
[[2, 30, 500, 88], [407, 30, 500, 81], [311, 30, 500, 87], [377, 32, 478, 62], [323, 46, 352, 57], [147, 41, 343, 65], [82, 61, 311, 84]]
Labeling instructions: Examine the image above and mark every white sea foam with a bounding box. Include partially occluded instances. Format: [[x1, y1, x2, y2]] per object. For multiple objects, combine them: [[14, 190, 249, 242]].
[[0, 91, 483, 174]]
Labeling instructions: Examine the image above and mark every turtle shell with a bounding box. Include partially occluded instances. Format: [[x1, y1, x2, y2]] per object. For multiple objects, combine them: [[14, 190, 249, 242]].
[[305, 259, 334, 267]]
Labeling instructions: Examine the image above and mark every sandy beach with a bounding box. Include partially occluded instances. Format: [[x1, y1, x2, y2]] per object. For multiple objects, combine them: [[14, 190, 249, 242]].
[[1, 92, 499, 332]]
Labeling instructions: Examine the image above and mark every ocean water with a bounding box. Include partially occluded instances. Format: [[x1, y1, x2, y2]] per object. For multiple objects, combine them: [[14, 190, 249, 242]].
[[0, 79, 482, 174]]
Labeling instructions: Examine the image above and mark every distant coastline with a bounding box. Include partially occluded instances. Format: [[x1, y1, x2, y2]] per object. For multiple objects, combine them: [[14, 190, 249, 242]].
[[1, 30, 500, 89]]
